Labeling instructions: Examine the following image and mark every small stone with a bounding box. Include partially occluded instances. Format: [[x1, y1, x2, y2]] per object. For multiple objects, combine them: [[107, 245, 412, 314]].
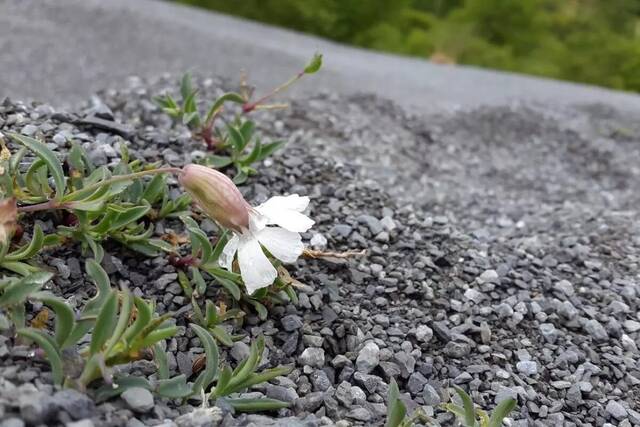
[[606, 400, 627, 420], [444, 341, 470, 358], [422, 384, 441, 406], [407, 372, 428, 395], [299, 347, 325, 368], [310, 233, 328, 249], [174, 407, 223, 427], [48, 389, 95, 420], [330, 224, 352, 238], [281, 314, 304, 332], [65, 421, 94, 427], [265, 384, 299, 403], [357, 215, 383, 235], [584, 319, 608, 342], [121, 387, 154, 413], [415, 325, 433, 343], [20, 124, 38, 136], [464, 288, 485, 303], [335, 381, 354, 407], [539, 323, 559, 344], [478, 270, 499, 284], [623, 320, 640, 332], [516, 361, 538, 376], [380, 216, 396, 231], [356, 342, 380, 373], [0, 418, 25, 427], [346, 407, 372, 422], [556, 280, 574, 296]]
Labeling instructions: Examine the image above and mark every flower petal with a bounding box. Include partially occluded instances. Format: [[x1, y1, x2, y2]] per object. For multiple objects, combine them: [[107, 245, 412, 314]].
[[255, 199, 314, 233], [219, 234, 239, 270], [237, 235, 277, 294], [257, 227, 304, 263], [257, 194, 310, 213]]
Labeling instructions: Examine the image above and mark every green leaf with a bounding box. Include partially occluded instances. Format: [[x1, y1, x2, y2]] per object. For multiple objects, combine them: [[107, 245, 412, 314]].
[[18, 328, 64, 385], [93, 203, 150, 234], [488, 398, 517, 427], [204, 154, 234, 168], [191, 267, 207, 297], [303, 53, 323, 74], [454, 386, 476, 427], [227, 125, 246, 152], [227, 336, 262, 390], [233, 168, 248, 185], [215, 365, 232, 396], [181, 216, 213, 263], [156, 375, 194, 399], [191, 324, 219, 394], [249, 300, 268, 320], [385, 378, 407, 427], [123, 297, 152, 343], [33, 292, 75, 346], [209, 325, 234, 347], [90, 290, 118, 355], [86, 238, 104, 263], [213, 274, 241, 301], [154, 342, 170, 380], [5, 225, 45, 261], [225, 398, 289, 412], [255, 140, 286, 162], [241, 139, 262, 166], [141, 174, 166, 205], [9, 133, 66, 200], [180, 72, 194, 102], [204, 92, 245, 124], [83, 258, 112, 312], [239, 120, 255, 142], [229, 366, 292, 393], [0, 272, 53, 307], [137, 326, 178, 349], [178, 270, 193, 299], [104, 289, 133, 355]]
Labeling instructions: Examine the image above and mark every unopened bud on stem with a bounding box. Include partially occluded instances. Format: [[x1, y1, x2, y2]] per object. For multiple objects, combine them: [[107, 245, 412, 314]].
[[179, 165, 250, 232]]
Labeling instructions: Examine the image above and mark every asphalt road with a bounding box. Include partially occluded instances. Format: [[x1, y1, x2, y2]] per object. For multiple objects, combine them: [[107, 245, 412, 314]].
[[2, 0, 640, 112]]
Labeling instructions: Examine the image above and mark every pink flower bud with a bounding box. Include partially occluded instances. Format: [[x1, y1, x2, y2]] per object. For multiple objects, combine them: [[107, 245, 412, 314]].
[[179, 165, 250, 232]]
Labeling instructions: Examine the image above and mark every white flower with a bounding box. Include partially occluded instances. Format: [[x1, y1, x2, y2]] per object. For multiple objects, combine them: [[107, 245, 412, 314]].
[[219, 194, 314, 294]]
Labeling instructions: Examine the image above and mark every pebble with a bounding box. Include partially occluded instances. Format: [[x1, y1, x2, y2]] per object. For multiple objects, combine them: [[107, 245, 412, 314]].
[[121, 387, 154, 413], [356, 342, 380, 373], [605, 400, 627, 420], [516, 361, 538, 376], [299, 348, 325, 368]]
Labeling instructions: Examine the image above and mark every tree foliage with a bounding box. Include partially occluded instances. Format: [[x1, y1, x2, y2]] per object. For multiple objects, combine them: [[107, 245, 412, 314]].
[[178, 0, 640, 92]]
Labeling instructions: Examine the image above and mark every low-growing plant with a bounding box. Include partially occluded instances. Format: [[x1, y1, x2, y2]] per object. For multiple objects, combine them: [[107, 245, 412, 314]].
[[154, 54, 321, 183], [443, 386, 517, 427], [0, 55, 325, 413], [384, 380, 517, 427]]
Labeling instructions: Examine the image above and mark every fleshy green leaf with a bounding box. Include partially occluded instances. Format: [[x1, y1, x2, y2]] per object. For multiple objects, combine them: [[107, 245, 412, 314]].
[[90, 290, 118, 355], [156, 375, 193, 399], [0, 272, 53, 307], [191, 324, 220, 394], [225, 397, 289, 412], [5, 225, 45, 261], [304, 53, 323, 74], [488, 398, 517, 427], [227, 125, 246, 152], [454, 386, 476, 427], [9, 133, 66, 200], [18, 328, 64, 385], [385, 378, 407, 427], [255, 141, 286, 162], [33, 292, 75, 346], [154, 342, 170, 380], [208, 325, 234, 347], [204, 92, 245, 124]]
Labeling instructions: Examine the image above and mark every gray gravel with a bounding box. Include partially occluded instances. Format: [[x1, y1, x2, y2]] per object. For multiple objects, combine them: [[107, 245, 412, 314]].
[[2, 0, 640, 114], [0, 73, 639, 427]]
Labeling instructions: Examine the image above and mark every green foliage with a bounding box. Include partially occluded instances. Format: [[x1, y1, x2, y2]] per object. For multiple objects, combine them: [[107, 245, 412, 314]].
[[443, 386, 517, 427], [178, 0, 640, 92]]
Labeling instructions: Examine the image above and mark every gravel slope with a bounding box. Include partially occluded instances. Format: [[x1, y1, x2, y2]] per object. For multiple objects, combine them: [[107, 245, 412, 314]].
[[2, 0, 640, 114], [0, 75, 638, 426]]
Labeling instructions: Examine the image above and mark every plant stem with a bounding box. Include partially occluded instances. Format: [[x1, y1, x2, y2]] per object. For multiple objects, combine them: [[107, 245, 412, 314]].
[[243, 71, 304, 113], [17, 167, 182, 213]]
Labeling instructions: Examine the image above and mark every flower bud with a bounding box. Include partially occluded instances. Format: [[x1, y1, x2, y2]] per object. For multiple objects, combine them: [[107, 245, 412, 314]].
[[179, 165, 250, 232], [0, 198, 17, 245]]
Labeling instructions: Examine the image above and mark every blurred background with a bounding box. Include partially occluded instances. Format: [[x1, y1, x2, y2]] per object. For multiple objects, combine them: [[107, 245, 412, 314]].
[[177, 0, 640, 93]]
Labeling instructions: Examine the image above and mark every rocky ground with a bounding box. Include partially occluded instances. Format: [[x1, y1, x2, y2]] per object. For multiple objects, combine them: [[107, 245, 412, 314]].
[[0, 75, 639, 427]]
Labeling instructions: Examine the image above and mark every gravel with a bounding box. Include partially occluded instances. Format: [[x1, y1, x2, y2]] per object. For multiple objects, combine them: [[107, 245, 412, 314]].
[[0, 74, 639, 426]]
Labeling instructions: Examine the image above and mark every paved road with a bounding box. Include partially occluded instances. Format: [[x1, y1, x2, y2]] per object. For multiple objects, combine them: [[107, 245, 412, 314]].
[[2, 0, 640, 112]]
